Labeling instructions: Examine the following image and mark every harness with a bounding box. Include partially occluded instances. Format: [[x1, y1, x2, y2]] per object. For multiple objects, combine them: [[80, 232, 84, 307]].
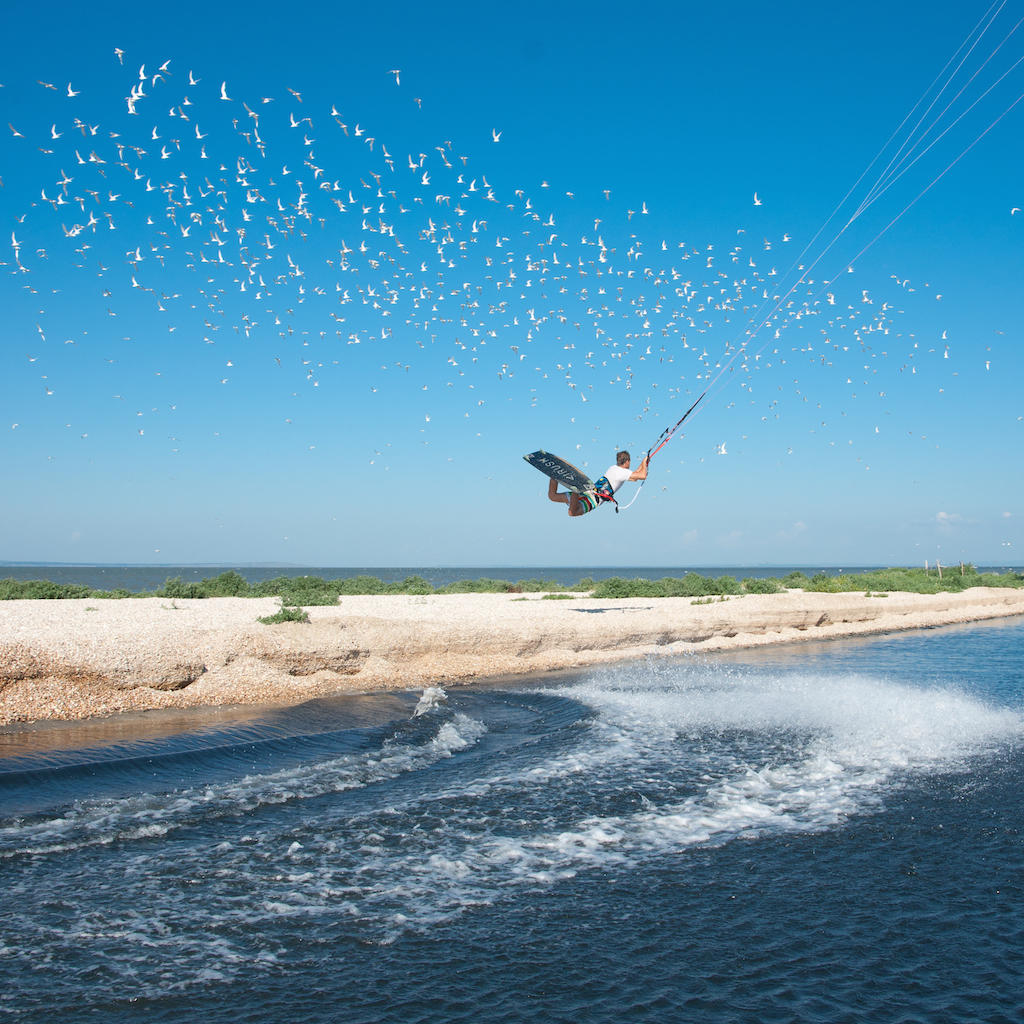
[[591, 475, 618, 512]]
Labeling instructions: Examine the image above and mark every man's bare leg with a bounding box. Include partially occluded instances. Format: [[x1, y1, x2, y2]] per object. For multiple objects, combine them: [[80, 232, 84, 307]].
[[548, 478, 569, 505], [549, 479, 586, 516]]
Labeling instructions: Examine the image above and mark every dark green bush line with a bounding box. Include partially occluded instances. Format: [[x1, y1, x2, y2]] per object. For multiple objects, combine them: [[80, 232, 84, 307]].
[[590, 574, 755, 598], [776, 566, 1024, 595], [0, 571, 578, 603], [0, 580, 137, 600], [1, 566, 1021, 603]]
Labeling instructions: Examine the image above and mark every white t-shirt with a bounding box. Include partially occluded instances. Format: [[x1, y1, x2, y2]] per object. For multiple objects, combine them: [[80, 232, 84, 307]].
[[603, 464, 633, 494]]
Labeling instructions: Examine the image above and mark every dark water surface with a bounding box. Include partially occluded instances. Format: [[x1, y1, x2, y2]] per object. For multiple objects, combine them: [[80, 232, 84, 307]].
[[2, 618, 1022, 1022]]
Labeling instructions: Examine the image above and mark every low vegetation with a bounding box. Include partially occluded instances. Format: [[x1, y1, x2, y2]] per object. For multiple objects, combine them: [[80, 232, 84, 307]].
[[777, 565, 1020, 595], [589, 574, 752, 598], [257, 605, 310, 625], [0, 565, 1021, 603]]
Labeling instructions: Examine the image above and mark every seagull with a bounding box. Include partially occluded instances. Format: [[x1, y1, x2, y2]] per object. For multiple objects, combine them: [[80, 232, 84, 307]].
[[492, 128, 502, 142], [220, 81, 231, 101], [389, 69, 401, 85], [753, 193, 762, 206], [1012, 207, 1021, 215]]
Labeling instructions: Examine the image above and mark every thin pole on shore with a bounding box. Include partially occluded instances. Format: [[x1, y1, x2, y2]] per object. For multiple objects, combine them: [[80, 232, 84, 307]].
[[937, 560, 943, 580]]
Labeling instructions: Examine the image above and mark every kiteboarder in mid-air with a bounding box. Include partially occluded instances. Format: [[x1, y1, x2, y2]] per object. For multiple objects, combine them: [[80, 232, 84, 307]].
[[525, 390, 703, 518], [547, 450, 648, 516]]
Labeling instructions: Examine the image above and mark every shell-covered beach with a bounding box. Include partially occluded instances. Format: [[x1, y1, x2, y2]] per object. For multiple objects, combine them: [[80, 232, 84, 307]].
[[3, 587, 1024, 724]]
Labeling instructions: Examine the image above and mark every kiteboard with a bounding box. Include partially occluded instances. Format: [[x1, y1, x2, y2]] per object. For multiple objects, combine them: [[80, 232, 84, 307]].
[[523, 450, 594, 494]]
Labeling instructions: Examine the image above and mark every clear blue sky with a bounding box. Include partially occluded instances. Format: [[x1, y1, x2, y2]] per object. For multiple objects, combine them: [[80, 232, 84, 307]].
[[2, 0, 1021, 567]]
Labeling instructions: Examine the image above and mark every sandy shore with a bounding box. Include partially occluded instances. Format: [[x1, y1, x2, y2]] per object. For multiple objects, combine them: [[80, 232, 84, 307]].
[[2, 587, 1023, 725]]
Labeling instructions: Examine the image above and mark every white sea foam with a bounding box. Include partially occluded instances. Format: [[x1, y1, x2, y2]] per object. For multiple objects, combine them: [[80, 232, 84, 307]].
[[0, 711, 488, 858], [309, 661, 1024, 936], [414, 685, 449, 716], [491, 659, 1024, 864], [567, 659, 1022, 769], [3, 656, 1020, 986]]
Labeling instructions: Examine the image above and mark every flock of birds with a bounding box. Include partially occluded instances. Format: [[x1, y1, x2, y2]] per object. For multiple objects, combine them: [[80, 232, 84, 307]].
[[1, 51, 974, 469]]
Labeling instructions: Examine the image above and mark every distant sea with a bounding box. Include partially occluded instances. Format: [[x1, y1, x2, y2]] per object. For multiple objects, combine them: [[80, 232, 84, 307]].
[[1, 563, 1019, 592]]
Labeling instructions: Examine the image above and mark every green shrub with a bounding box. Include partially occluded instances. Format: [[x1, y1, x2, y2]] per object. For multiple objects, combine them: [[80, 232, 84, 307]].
[[279, 587, 339, 607], [159, 577, 206, 599], [439, 577, 513, 594], [667, 573, 716, 597], [0, 578, 95, 600], [742, 577, 783, 594], [251, 576, 295, 597], [590, 577, 649, 598], [200, 570, 251, 597], [258, 605, 309, 624], [513, 578, 566, 593], [975, 569, 1024, 588], [590, 574, 741, 598], [782, 572, 812, 589], [589, 576, 626, 598], [387, 575, 433, 595], [715, 575, 744, 595], [334, 574, 387, 595], [657, 574, 703, 597], [807, 572, 835, 592]]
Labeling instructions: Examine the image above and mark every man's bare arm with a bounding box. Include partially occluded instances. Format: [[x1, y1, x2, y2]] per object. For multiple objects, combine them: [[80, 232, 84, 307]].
[[629, 456, 649, 481]]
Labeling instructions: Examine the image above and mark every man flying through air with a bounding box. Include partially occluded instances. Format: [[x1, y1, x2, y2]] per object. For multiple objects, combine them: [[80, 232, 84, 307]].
[[548, 450, 648, 517]]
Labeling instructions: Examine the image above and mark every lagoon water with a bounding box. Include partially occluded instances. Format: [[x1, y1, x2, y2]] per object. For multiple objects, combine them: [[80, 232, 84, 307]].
[[2, 619, 1023, 1022]]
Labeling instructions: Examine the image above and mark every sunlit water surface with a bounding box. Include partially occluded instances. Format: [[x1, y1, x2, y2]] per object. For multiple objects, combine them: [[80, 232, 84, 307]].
[[2, 619, 1023, 1023]]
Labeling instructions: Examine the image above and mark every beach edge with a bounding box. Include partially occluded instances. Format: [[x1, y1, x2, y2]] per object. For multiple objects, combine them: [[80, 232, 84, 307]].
[[2, 587, 1024, 726]]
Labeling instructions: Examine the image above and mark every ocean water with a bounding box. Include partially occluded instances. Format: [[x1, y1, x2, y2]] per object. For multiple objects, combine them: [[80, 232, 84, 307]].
[[1, 619, 1023, 1023]]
